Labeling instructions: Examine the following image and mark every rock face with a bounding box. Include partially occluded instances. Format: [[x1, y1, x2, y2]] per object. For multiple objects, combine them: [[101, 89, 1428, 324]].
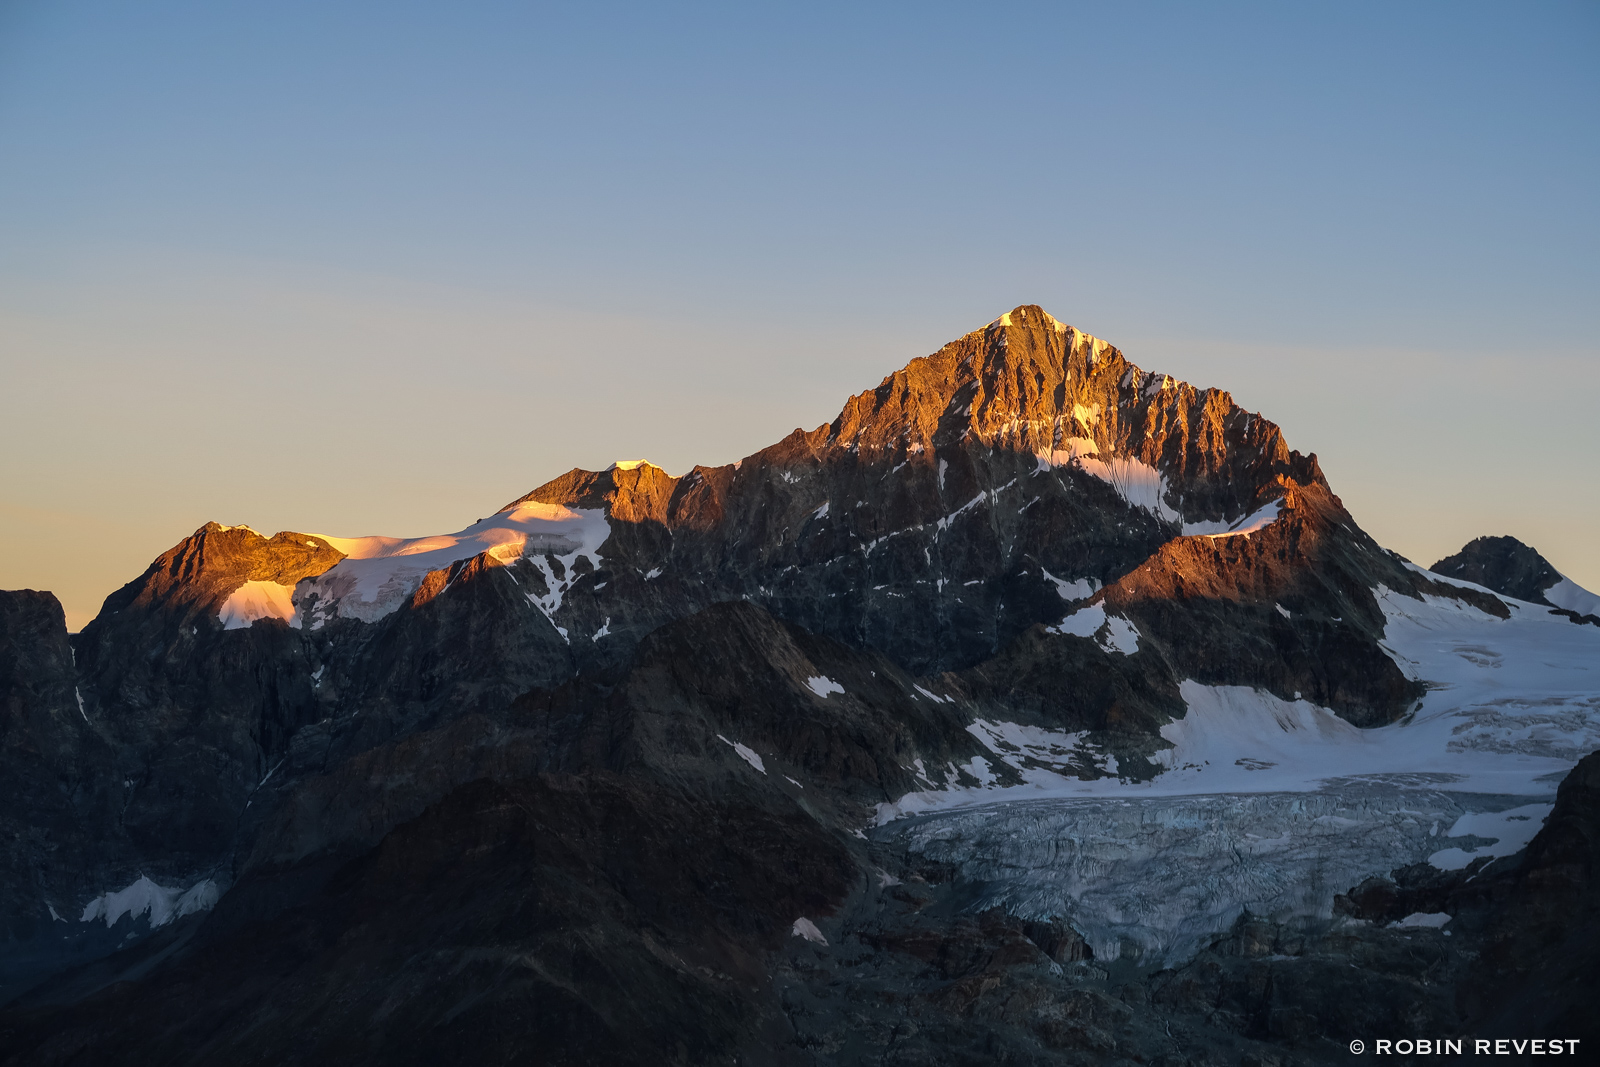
[[1, 306, 1597, 1064], [0, 591, 140, 1003]]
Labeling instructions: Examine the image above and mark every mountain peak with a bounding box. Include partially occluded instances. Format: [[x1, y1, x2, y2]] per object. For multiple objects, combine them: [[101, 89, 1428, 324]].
[[1432, 535, 1599, 619], [822, 305, 1313, 523]]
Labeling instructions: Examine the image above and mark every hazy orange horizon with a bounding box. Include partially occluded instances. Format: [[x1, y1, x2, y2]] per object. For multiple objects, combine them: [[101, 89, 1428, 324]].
[[3, 4, 1595, 630]]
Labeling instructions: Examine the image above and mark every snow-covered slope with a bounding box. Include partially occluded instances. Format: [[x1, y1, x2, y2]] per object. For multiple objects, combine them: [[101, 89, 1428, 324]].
[[295, 501, 610, 625], [1546, 575, 1600, 618]]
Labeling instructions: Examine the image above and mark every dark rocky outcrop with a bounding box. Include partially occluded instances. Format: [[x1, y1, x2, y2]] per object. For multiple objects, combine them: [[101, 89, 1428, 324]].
[[0, 600, 951, 1064], [1432, 534, 1598, 626], [1431, 535, 1564, 606], [0, 592, 136, 1003]]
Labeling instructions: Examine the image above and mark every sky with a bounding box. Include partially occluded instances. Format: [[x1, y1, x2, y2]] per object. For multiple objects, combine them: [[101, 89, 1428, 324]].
[[1, 0, 1596, 630]]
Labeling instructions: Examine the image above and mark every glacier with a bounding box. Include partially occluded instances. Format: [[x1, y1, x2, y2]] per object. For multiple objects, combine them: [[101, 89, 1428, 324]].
[[892, 785, 1539, 967]]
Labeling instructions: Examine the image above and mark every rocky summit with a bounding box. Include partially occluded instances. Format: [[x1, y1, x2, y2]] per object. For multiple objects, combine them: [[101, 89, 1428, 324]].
[[2, 307, 1597, 1065]]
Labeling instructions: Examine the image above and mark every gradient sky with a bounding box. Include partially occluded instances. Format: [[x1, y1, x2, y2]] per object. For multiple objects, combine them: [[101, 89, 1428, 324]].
[[2, 0, 1597, 630]]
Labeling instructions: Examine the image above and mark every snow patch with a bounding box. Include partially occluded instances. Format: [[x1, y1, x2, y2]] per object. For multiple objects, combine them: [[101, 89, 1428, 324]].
[[1040, 569, 1099, 602], [1142, 372, 1176, 398], [791, 917, 827, 944], [716, 734, 766, 774], [218, 581, 299, 630], [966, 719, 1090, 773], [1181, 500, 1283, 538], [1427, 804, 1552, 870], [1049, 601, 1139, 652], [1099, 615, 1140, 655], [1046, 602, 1141, 652], [79, 875, 220, 930], [805, 675, 844, 698], [1048, 603, 1104, 639], [937, 492, 988, 530], [1395, 912, 1452, 929]]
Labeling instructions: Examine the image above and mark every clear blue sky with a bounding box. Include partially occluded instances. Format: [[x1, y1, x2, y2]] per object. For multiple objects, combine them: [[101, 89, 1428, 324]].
[[2, 0, 1597, 628]]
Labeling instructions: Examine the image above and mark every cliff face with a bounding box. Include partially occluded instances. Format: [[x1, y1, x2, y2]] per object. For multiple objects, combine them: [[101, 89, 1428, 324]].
[[2, 306, 1596, 1064], [0, 589, 95, 944], [0, 591, 133, 999]]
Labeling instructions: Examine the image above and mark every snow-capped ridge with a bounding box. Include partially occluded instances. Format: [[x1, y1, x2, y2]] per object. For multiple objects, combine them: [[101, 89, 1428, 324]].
[[296, 501, 611, 626]]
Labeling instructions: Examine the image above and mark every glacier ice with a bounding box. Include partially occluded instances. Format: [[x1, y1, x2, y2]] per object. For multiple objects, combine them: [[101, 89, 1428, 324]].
[[891, 786, 1536, 966]]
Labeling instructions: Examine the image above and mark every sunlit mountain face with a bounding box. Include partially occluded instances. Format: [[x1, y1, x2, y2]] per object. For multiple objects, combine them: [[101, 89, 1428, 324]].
[[3, 308, 1598, 1064]]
